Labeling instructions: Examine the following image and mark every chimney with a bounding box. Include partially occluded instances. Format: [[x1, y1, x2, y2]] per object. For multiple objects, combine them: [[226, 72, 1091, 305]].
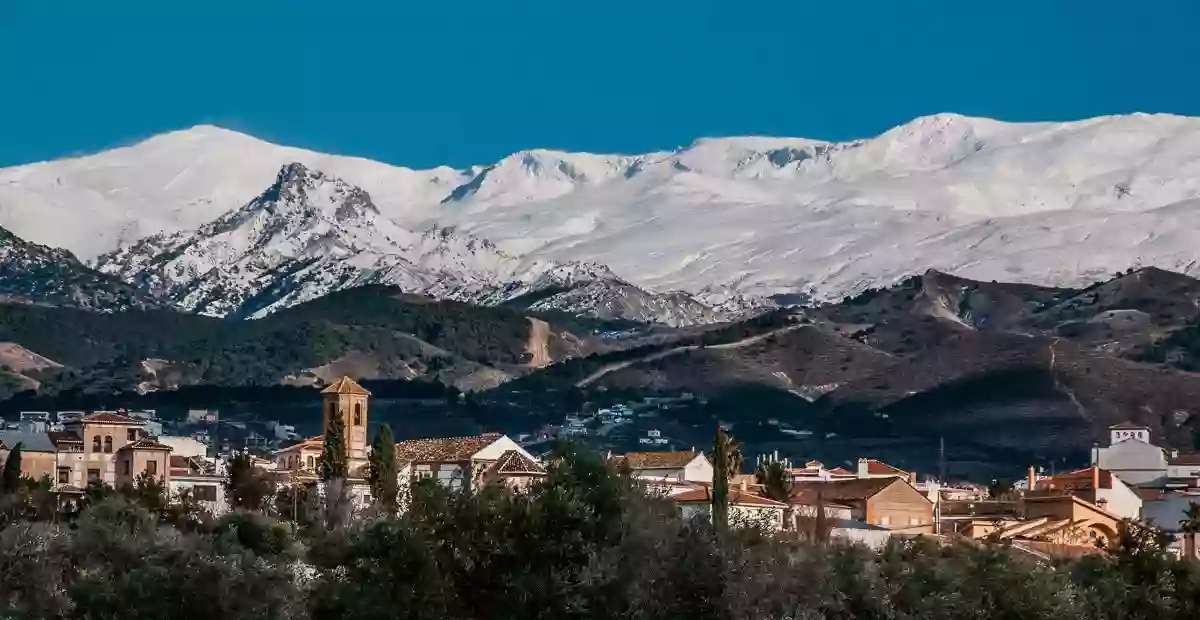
[[909, 471, 918, 485], [739, 476, 748, 492], [857, 458, 869, 478], [1092, 466, 1100, 491], [1027, 466, 1036, 491]]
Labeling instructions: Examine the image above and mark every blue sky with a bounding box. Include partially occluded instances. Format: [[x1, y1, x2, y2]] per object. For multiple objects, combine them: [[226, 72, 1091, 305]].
[[2, 0, 1198, 168]]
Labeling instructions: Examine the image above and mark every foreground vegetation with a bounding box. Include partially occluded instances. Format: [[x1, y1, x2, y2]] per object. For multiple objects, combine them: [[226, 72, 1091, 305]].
[[2, 446, 1200, 619]]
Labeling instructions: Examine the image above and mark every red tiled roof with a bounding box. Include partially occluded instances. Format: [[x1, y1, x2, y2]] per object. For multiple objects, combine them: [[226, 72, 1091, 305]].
[[1170, 454, 1200, 466], [827, 467, 855, 476], [78, 412, 141, 425], [120, 438, 172, 452], [612, 451, 702, 470], [320, 376, 371, 396], [491, 450, 546, 475], [274, 436, 324, 454], [1041, 467, 1112, 491], [792, 477, 922, 503], [863, 459, 909, 476], [395, 433, 502, 463], [673, 487, 787, 508]]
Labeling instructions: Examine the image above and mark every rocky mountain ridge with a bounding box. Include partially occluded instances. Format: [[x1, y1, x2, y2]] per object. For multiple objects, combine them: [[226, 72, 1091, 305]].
[[92, 163, 747, 325]]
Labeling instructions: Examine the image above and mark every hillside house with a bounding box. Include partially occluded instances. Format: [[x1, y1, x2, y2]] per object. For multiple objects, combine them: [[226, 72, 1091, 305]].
[[792, 477, 934, 531], [1029, 466, 1143, 520], [1091, 422, 1169, 486], [169, 455, 228, 514], [0, 412, 172, 501], [609, 451, 714, 484], [856, 458, 917, 483], [395, 432, 546, 493], [786, 460, 856, 483], [673, 484, 788, 530]]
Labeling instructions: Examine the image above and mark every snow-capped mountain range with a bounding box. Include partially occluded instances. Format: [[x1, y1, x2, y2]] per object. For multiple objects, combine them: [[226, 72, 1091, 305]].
[[3, 112, 1200, 318], [92, 163, 722, 324]]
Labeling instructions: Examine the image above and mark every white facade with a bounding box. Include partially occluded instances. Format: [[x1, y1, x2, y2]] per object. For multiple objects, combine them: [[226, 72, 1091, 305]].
[[1095, 474, 1144, 521], [1111, 426, 1151, 445], [1093, 429, 1168, 486], [678, 501, 786, 531], [629, 454, 714, 484], [169, 476, 228, 515], [157, 435, 208, 458], [1167, 461, 1200, 480]]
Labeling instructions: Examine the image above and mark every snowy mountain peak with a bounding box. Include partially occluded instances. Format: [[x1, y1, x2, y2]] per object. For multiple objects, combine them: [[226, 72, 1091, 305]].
[[92, 165, 735, 325], [442, 149, 638, 206]]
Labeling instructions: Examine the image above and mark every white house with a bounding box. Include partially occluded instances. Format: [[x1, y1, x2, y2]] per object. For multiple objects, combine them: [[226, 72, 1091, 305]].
[[609, 451, 714, 484], [168, 455, 228, 515], [395, 432, 546, 493], [157, 435, 209, 459], [1037, 466, 1143, 521], [1092, 422, 1169, 486], [673, 485, 787, 531]]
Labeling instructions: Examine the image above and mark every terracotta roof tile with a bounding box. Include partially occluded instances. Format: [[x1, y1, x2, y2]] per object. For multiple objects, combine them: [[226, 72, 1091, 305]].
[[395, 433, 502, 463], [673, 487, 787, 508], [792, 477, 920, 503], [77, 412, 141, 425], [612, 451, 703, 470], [863, 459, 909, 476], [321, 376, 371, 396], [492, 450, 546, 475], [1042, 467, 1113, 491], [120, 438, 172, 452], [827, 467, 855, 476]]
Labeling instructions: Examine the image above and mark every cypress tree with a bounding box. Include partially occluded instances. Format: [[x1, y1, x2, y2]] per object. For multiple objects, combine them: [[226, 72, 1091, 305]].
[[1, 442, 23, 493], [367, 423, 398, 511], [320, 411, 348, 482], [712, 428, 731, 533]]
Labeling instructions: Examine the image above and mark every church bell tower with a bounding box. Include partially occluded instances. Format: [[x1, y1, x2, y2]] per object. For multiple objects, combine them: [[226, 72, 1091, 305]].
[[320, 376, 371, 472]]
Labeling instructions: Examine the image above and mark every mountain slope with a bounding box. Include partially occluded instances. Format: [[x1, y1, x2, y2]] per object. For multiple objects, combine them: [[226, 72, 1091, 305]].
[[94, 163, 730, 325], [0, 285, 611, 396], [500, 268, 1200, 479], [0, 226, 162, 311], [5, 113, 1200, 303]]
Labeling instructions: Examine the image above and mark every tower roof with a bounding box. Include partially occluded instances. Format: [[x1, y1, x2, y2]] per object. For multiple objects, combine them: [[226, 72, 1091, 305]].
[[320, 376, 371, 396]]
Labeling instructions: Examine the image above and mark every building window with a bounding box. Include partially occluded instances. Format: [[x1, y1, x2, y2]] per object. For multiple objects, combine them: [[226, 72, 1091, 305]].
[[92, 436, 101, 452], [193, 485, 217, 501], [122, 461, 130, 476], [127, 429, 138, 441], [103, 436, 113, 453], [87, 469, 101, 484], [57, 467, 70, 484], [353, 403, 363, 426], [146, 460, 157, 476], [307, 456, 315, 469]]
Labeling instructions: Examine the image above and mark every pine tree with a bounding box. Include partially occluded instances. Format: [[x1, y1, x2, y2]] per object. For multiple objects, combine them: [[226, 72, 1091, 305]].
[[1, 442, 23, 494], [367, 423, 398, 511], [320, 410, 348, 482]]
